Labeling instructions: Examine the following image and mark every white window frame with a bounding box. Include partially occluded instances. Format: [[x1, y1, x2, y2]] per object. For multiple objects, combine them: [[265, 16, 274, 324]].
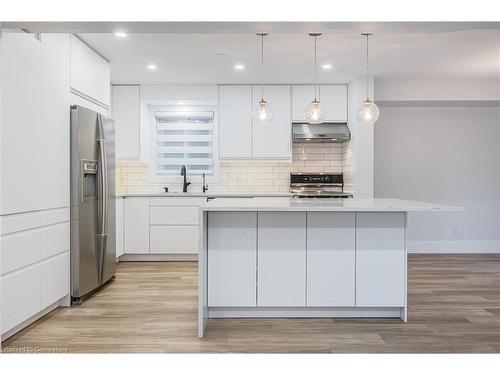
[[147, 102, 220, 186]]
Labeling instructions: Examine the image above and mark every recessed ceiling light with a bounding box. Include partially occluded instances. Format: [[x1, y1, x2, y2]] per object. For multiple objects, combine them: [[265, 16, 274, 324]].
[[178, 101, 185, 105], [114, 31, 127, 38], [147, 64, 157, 71], [234, 64, 245, 71], [322, 63, 332, 70]]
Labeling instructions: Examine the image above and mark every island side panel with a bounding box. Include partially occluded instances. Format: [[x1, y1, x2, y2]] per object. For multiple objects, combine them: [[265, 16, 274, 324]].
[[198, 210, 209, 338], [402, 212, 408, 321], [355, 212, 406, 308]]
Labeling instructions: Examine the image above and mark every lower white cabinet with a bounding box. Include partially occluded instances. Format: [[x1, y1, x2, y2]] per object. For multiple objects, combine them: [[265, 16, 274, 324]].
[[205, 211, 407, 314], [257, 212, 306, 307], [124, 197, 150, 254], [150, 226, 199, 254], [208, 212, 257, 307], [122, 197, 203, 255], [1, 264, 41, 334], [41, 223, 70, 259], [1, 215, 70, 336], [355, 213, 405, 307], [1, 229, 41, 275], [116, 198, 124, 258], [150, 206, 199, 225], [40, 252, 69, 310], [306, 212, 355, 307]]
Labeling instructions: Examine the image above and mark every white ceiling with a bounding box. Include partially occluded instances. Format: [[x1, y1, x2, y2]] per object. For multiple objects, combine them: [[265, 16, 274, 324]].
[[12, 22, 498, 85]]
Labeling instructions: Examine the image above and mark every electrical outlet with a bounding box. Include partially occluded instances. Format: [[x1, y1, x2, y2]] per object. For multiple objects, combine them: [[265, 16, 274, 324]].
[[452, 225, 459, 236]]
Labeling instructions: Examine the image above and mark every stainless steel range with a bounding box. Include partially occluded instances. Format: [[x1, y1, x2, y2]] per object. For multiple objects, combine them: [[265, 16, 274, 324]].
[[290, 173, 353, 198]]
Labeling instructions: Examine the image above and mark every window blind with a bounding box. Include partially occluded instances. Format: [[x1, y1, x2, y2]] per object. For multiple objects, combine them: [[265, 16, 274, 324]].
[[154, 111, 215, 175]]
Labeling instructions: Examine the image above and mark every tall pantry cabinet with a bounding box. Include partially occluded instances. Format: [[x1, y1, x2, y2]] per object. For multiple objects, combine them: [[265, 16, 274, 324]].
[[1, 32, 85, 341]]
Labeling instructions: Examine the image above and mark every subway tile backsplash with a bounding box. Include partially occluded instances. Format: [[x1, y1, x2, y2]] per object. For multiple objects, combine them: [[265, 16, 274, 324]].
[[116, 143, 356, 194]]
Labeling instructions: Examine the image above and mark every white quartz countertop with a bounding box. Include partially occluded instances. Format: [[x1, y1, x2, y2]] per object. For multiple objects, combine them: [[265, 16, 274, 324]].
[[200, 197, 463, 212], [118, 193, 293, 198]]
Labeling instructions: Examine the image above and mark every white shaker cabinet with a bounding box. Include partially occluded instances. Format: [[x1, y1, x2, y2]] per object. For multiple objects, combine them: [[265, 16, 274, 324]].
[[124, 198, 150, 254], [252, 85, 291, 159], [355, 213, 406, 307], [1, 33, 41, 215], [292, 85, 348, 122], [218, 85, 253, 159], [306, 212, 356, 306], [70, 35, 110, 108], [257, 212, 307, 307], [112, 85, 140, 160], [208, 212, 257, 307]]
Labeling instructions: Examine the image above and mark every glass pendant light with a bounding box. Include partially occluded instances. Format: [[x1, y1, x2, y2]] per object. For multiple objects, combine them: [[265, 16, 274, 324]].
[[357, 33, 380, 123], [253, 33, 272, 124], [305, 33, 326, 124]]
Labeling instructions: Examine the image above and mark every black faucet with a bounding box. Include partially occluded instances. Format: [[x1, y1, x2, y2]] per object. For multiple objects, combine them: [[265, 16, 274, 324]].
[[202, 173, 208, 193], [180, 165, 191, 192]]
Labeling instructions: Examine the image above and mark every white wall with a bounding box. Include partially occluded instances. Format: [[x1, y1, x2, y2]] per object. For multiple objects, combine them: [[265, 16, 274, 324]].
[[376, 80, 500, 102], [374, 105, 500, 253], [348, 76, 375, 198]]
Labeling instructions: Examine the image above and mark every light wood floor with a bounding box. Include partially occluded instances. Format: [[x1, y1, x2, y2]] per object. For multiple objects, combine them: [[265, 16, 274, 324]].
[[2, 254, 500, 353]]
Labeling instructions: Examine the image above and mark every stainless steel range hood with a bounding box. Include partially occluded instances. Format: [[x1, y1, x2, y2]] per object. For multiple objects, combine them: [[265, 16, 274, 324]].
[[292, 122, 351, 143]]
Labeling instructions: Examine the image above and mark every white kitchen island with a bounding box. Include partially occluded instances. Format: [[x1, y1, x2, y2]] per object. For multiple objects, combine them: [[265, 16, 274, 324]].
[[197, 197, 461, 337]]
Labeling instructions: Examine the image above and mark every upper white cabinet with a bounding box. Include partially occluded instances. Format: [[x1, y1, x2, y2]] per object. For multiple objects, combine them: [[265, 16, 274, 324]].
[[219, 85, 253, 159], [1, 33, 71, 215], [252, 85, 291, 159], [1, 33, 42, 215], [70, 35, 110, 108], [112, 85, 140, 160], [40, 34, 71, 211], [292, 85, 348, 122], [219, 85, 292, 160]]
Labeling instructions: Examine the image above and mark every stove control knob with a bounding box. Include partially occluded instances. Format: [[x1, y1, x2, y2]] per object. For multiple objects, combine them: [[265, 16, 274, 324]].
[[324, 176, 331, 182]]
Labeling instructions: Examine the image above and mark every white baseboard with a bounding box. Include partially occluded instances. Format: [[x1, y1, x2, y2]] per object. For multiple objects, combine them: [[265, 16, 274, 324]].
[[119, 254, 198, 262], [408, 240, 500, 253], [208, 307, 404, 319]]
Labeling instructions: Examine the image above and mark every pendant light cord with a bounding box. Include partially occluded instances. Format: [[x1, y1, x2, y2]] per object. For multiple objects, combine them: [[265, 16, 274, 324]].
[[365, 33, 370, 101], [314, 35, 318, 101], [261, 34, 264, 101]]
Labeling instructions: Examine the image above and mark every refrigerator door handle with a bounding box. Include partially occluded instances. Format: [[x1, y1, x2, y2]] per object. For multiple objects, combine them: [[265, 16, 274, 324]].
[[97, 114, 109, 284]]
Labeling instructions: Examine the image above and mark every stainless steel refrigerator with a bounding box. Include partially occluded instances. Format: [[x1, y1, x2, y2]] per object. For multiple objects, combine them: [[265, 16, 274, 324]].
[[70, 105, 116, 304]]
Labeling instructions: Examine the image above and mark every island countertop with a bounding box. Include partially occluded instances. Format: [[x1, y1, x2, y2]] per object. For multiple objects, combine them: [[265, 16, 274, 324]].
[[200, 197, 463, 212]]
